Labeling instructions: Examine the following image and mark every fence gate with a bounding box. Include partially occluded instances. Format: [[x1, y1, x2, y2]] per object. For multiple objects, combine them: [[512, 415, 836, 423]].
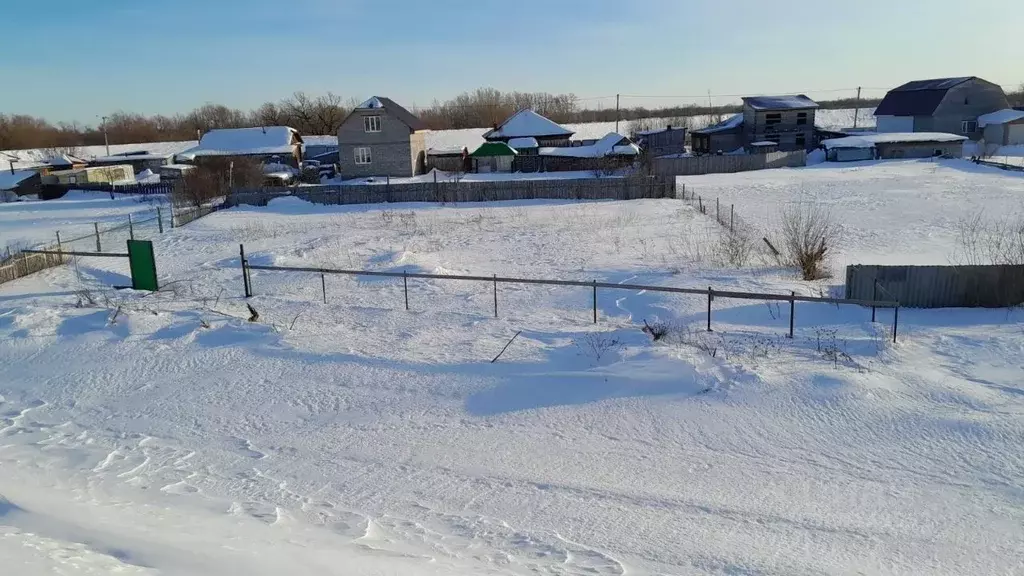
[[21, 239, 160, 291]]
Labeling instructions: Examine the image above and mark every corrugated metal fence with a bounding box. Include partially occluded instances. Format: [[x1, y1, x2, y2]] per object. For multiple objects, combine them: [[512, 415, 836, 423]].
[[845, 264, 1024, 308], [227, 175, 675, 208], [651, 150, 806, 176]]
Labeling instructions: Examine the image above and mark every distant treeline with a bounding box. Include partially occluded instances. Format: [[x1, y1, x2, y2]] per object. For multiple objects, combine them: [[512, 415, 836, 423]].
[[3, 84, 1020, 153]]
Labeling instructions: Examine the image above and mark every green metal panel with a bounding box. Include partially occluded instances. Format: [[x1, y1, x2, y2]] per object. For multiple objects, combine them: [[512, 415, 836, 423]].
[[470, 142, 517, 158], [127, 240, 159, 291]]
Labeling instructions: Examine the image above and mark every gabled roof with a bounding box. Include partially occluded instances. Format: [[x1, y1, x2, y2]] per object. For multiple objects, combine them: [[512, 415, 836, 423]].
[[353, 96, 428, 132], [43, 153, 87, 166], [692, 114, 744, 135], [470, 142, 517, 157], [539, 133, 639, 158], [0, 170, 38, 191], [743, 95, 819, 111], [483, 109, 574, 140], [875, 77, 977, 117], [179, 126, 302, 159], [508, 137, 539, 149]]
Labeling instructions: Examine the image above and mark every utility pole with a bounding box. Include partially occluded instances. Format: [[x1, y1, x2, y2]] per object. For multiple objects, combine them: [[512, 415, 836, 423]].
[[614, 94, 621, 134], [101, 116, 110, 156], [853, 87, 862, 129]]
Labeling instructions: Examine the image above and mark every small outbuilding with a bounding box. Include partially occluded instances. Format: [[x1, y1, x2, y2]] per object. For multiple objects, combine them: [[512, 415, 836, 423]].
[[470, 142, 517, 173], [821, 132, 967, 161], [636, 125, 687, 157], [747, 141, 779, 154], [690, 114, 744, 155], [483, 110, 574, 147], [978, 109, 1024, 146], [0, 169, 42, 198]]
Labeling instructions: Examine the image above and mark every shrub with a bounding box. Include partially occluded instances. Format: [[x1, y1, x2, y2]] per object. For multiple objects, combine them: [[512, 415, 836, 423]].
[[779, 204, 840, 280]]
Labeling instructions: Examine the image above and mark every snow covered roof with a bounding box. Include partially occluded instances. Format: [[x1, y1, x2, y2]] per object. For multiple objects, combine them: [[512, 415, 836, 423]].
[[0, 170, 37, 190], [43, 153, 87, 166], [483, 110, 574, 140], [179, 127, 301, 160], [978, 109, 1024, 127], [352, 96, 427, 131], [749, 141, 778, 147], [426, 147, 466, 156], [743, 95, 819, 110], [875, 78, 976, 117], [302, 135, 338, 147], [636, 126, 685, 136], [539, 133, 640, 158], [692, 114, 744, 134], [91, 151, 176, 162], [821, 132, 968, 149], [508, 137, 539, 149]]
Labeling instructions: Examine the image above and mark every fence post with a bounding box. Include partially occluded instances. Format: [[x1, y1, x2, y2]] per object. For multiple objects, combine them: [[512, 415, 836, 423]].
[[403, 271, 410, 310], [321, 273, 326, 304], [239, 244, 251, 298], [128, 214, 134, 240], [892, 304, 899, 343], [592, 280, 597, 324], [871, 280, 878, 323], [55, 231, 63, 263], [707, 286, 713, 332], [716, 197, 720, 223], [94, 222, 101, 251], [698, 196, 703, 214], [493, 274, 498, 318], [157, 206, 164, 233], [788, 292, 795, 339], [730, 204, 734, 232]]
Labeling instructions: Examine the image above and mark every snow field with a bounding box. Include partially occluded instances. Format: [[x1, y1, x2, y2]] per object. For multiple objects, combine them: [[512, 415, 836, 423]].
[[678, 158, 1024, 270], [0, 192, 1022, 574]]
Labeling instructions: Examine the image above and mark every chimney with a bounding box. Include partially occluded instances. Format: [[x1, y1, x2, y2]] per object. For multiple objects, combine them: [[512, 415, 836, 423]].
[[667, 124, 672, 131]]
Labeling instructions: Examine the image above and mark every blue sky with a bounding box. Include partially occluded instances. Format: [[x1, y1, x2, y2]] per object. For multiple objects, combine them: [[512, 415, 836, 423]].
[[1, 0, 1020, 124]]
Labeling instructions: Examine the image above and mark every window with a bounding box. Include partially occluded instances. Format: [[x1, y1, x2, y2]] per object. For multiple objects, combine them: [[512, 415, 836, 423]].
[[354, 147, 372, 164], [961, 120, 978, 133], [796, 112, 808, 126], [795, 134, 806, 147], [765, 113, 782, 126], [764, 134, 781, 143], [363, 115, 381, 133]]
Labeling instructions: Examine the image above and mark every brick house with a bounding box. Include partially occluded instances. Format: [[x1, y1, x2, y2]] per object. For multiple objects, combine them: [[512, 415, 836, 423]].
[[337, 97, 428, 178]]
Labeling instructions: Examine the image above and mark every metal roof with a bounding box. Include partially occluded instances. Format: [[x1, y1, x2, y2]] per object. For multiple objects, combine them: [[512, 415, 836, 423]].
[[349, 96, 427, 132], [890, 77, 972, 92], [742, 94, 819, 110]]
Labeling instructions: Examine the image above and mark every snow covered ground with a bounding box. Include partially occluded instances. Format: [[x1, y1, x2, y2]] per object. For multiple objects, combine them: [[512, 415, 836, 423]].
[[679, 158, 1024, 270], [0, 192, 166, 254], [0, 192, 1022, 574]]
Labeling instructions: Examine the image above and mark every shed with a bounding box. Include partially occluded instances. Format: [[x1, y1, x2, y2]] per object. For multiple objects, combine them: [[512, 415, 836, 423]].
[[636, 125, 687, 157], [426, 147, 470, 172], [690, 114, 744, 155], [0, 169, 42, 197], [978, 109, 1024, 146], [470, 142, 517, 173], [821, 133, 967, 161]]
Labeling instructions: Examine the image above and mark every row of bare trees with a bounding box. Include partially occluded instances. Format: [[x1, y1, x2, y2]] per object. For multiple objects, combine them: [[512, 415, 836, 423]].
[[3, 84, 1020, 152]]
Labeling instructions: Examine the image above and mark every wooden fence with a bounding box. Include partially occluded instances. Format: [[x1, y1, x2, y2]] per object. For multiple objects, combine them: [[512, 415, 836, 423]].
[[227, 175, 675, 208], [651, 150, 806, 176], [846, 264, 1024, 308]]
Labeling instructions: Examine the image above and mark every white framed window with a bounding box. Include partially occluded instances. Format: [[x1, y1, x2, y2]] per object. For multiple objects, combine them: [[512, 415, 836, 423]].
[[354, 147, 372, 165], [363, 115, 381, 133], [961, 120, 978, 133]]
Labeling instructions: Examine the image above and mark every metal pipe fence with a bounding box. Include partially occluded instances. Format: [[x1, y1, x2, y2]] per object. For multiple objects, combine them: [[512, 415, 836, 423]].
[[238, 245, 901, 342]]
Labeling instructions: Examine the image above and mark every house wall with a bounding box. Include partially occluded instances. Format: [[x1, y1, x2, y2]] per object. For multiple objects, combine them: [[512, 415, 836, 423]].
[[875, 141, 964, 159], [742, 105, 816, 151], [337, 108, 414, 178], [982, 124, 1007, 146], [644, 129, 687, 157], [830, 147, 875, 162], [876, 115, 915, 133], [932, 79, 1010, 139]]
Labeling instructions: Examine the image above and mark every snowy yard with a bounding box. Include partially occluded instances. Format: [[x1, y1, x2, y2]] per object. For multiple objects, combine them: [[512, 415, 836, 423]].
[[679, 159, 1024, 270], [0, 192, 165, 254], [0, 194, 1022, 574]]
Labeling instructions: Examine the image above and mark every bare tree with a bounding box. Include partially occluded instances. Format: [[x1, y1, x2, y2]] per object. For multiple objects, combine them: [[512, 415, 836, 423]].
[[174, 158, 263, 207], [779, 204, 841, 280]]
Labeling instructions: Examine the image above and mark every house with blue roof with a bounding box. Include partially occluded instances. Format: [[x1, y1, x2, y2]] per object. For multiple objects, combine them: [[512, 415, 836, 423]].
[[692, 94, 819, 154], [874, 77, 1008, 139]]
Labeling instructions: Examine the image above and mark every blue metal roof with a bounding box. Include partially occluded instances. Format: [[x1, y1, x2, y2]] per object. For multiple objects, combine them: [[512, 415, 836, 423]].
[[890, 77, 972, 92]]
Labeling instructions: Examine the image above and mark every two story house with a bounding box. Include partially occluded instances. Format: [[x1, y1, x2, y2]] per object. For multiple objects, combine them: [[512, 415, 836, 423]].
[[337, 97, 428, 178], [874, 77, 1009, 139], [741, 95, 818, 152]]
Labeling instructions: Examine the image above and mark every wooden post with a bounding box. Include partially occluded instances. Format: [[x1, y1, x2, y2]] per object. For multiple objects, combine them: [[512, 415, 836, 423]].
[[871, 280, 878, 323], [730, 204, 734, 232], [592, 280, 597, 324], [321, 273, 326, 304], [157, 206, 164, 233], [55, 231, 63, 264], [239, 244, 250, 298], [403, 271, 409, 311], [893, 304, 899, 343], [788, 291, 795, 339], [94, 222, 101, 252], [706, 286, 713, 332], [128, 213, 134, 240], [716, 197, 720, 223], [493, 274, 498, 318], [698, 196, 703, 214]]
